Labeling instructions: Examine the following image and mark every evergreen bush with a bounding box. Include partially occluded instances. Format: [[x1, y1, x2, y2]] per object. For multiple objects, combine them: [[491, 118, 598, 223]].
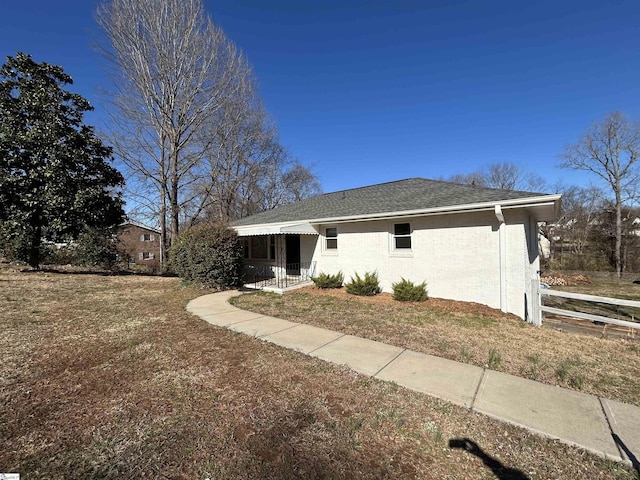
[[170, 223, 243, 289], [345, 271, 380, 296], [74, 228, 119, 270], [311, 271, 344, 288], [392, 278, 428, 302]]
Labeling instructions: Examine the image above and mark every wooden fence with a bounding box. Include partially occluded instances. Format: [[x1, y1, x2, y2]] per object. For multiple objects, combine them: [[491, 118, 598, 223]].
[[539, 288, 640, 330]]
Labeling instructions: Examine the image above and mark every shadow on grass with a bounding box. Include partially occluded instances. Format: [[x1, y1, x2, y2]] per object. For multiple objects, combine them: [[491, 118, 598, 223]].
[[18, 267, 178, 278], [449, 438, 529, 480]]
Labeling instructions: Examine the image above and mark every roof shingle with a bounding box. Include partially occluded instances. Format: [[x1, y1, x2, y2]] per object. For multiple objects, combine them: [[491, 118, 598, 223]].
[[232, 177, 549, 226]]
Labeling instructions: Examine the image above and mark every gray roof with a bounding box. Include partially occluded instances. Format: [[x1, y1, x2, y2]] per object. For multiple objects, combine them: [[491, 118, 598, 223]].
[[232, 177, 550, 226]]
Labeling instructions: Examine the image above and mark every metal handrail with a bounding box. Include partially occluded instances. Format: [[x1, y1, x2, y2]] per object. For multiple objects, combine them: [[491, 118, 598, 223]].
[[244, 261, 316, 289]]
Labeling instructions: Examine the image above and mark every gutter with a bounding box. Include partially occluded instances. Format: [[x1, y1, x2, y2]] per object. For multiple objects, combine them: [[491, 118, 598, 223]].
[[495, 205, 507, 313], [232, 194, 561, 232]]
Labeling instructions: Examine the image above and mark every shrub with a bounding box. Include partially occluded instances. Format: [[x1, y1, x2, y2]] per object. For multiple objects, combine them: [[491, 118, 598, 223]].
[[169, 223, 243, 290], [311, 271, 344, 289], [392, 278, 428, 302], [74, 228, 119, 270], [345, 271, 380, 296]]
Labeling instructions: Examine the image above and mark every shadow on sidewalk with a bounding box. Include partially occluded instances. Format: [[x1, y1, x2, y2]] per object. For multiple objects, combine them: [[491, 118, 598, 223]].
[[613, 434, 640, 473], [449, 438, 529, 480]]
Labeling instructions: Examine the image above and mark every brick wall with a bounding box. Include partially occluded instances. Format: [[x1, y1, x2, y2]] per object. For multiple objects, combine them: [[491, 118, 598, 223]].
[[116, 223, 161, 267]]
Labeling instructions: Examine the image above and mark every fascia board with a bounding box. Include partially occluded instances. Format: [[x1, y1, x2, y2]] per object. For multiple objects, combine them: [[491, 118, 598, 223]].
[[234, 195, 562, 231], [307, 195, 562, 225]]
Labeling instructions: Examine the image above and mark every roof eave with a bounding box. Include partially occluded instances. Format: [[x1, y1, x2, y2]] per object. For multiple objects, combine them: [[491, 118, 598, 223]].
[[233, 195, 562, 232], [306, 195, 562, 225]]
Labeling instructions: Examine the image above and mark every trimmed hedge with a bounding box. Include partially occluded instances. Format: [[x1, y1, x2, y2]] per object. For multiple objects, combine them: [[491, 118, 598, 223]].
[[170, 223, 243, 289], [345, 271, 380, 296], [392, 278, 428, 302], [311, 271, 344, 289]]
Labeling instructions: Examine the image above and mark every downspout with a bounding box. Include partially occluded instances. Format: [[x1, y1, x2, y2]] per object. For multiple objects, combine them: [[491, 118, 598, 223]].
[[495, 205, 507, 313]]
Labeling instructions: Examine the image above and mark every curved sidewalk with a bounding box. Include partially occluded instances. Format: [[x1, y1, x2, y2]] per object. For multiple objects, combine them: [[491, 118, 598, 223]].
[[187, 290, 640, 467]]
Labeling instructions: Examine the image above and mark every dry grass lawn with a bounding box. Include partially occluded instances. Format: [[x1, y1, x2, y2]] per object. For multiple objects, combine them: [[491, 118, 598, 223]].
[[1, 265, 637, 479], [232, 285, 640, 407]]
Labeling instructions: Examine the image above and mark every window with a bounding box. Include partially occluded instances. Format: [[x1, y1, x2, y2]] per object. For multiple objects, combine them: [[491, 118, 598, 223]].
[[246, 235, 276, 260], [325, 227, 337, 250], [250, 236, 269, 259], [393, 223, 411, 249], [139, 252, 155, 260], [140, 233, 155, 242]]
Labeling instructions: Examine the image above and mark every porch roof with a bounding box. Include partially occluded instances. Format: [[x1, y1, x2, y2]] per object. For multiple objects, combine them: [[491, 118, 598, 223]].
[[235, 222, 318, 237]]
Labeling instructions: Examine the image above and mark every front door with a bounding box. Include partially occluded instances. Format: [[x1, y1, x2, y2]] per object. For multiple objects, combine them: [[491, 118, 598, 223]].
[[285, 235, 301, 275]]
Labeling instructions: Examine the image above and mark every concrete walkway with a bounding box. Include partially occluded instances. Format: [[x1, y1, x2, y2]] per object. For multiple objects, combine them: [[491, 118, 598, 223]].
[[187, 290, 640, 467]]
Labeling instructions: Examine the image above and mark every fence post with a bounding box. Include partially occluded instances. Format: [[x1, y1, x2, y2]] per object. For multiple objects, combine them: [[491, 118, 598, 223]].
[[531, 279, 542, 326]]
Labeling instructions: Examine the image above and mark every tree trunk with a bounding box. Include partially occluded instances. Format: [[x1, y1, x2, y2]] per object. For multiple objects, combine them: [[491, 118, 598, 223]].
[[615, 190, 622, 277], [28, 211, 42, 269], [170, 147, 180, 247], [160, 195, 167, 269]]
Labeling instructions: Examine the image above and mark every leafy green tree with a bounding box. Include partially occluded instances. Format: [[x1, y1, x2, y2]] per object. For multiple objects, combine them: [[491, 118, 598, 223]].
[[0, 53, 124, 268]]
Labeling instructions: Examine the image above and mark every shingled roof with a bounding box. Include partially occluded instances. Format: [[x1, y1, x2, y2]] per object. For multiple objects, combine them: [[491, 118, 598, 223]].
[[232, 178, 557, 227]]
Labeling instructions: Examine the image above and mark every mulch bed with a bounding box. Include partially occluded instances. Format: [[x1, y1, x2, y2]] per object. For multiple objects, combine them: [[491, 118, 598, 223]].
[[292, 285, 520, 320]]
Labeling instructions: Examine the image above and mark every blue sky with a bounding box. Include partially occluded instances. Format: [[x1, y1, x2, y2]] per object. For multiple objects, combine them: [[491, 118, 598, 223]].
[[2, 0, 640, 194]]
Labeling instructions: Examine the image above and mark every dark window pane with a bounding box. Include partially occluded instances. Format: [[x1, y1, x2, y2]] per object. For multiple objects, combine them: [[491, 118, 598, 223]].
[[251, 237, 268, 259], [394, 223, 410, 236], [326, 227, 337, 238], [326, 238, 338, 249], [395, 237, 412, 249]]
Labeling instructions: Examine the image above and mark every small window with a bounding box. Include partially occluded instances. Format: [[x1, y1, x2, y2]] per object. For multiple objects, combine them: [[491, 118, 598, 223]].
[[140, 252, 155, 260], [140, 233, 155, 241], [325, 227, 337, 250], [394, 223, 411, 249]]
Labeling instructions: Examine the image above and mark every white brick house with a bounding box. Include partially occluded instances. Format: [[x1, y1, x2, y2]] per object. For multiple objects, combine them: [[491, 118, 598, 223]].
[[232, 178, 561, 322]]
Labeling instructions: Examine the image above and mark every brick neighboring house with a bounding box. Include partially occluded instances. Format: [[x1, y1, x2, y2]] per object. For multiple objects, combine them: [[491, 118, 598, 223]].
[[116, 221, 161, 267]]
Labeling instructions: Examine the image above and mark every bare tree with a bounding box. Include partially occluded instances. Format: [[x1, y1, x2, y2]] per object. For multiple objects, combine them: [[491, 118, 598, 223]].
[[559, 111, 640, 276], [187, 72, 321, 224], [540, 184, 603, 268], [96, 0, 249, 264], [450, 162, 546, 191]]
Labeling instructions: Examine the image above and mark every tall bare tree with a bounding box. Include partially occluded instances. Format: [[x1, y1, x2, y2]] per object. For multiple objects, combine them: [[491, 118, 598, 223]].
[[559, 111, 640, 276], [96, 0, 249, 264], [186, 72, 321, 224]]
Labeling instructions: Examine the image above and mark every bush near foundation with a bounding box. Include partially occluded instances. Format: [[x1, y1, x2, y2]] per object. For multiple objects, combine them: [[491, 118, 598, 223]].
[[345, 271, 380, 296], [392, 278, 428, 302], [170, 223, 243, 289], [311, 271, 344, 289]]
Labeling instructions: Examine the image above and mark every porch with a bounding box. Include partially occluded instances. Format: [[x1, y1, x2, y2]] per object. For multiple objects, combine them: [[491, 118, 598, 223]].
[[243, 261, 317, 292], [239, 230, 319, 293]]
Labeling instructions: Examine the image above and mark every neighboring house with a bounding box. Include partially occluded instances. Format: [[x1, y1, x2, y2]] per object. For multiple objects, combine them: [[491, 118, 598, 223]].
[[116, 221, 161, 267], [232, 178, 561, 322]]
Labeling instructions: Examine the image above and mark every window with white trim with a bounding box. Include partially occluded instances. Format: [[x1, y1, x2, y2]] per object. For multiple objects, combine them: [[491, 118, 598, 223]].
[[393, 223, 412, 249], [140, 233, 156, 242], [325, 227, 337, 250], [139, 251, 155, 260]]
